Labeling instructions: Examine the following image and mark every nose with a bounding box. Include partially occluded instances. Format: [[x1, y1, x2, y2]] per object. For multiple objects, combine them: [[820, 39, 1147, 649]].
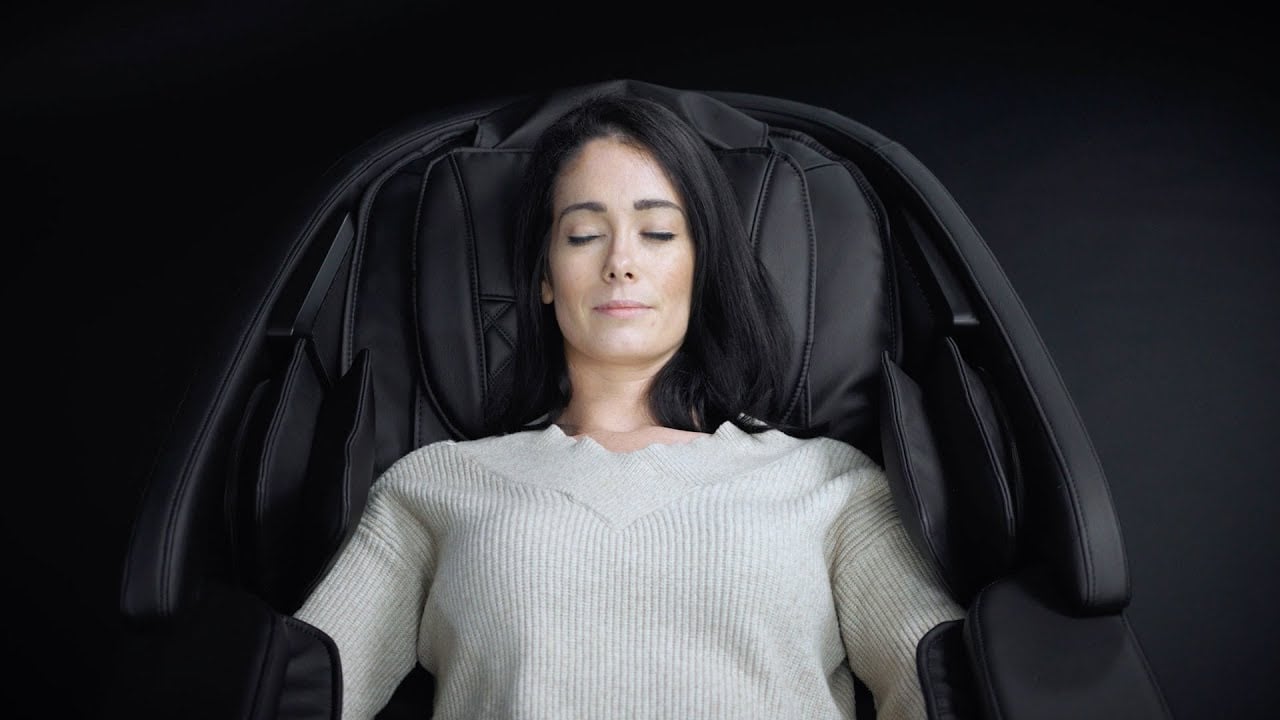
[[602, 235, 637, 282]]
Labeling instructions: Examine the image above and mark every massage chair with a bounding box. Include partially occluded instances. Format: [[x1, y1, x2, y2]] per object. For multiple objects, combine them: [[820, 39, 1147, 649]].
[[112, 79, 1172, 719]]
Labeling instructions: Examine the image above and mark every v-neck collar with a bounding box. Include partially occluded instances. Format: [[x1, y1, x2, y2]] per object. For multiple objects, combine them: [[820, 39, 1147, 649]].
[[449, 420, 803, 529]]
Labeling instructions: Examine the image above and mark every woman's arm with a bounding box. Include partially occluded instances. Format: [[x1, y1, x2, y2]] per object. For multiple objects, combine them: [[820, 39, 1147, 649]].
[[828, 464, 965, 720], [294, 472, 437, 720]]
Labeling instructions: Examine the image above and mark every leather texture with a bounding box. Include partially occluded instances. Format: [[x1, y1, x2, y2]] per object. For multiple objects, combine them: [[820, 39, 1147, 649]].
[[921, 336, 1018, 599], [926, 336, 1019, 598], [228, 339, 375, 614], [880, 334, 1020, 606], [918, 619, 981, 720], [966, 575, 1172, 719], [278, 617, 342, 720], [294, 346, 375, 612], [235, 337, 327, 610], [881, 349, 956, 593]]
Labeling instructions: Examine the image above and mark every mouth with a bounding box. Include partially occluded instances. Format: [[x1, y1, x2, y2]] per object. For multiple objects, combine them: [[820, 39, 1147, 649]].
[[595, 301, 652, 318]]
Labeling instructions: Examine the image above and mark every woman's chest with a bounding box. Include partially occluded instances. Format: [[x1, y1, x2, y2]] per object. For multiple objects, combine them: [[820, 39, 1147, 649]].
[[421, 480, 848, 626]]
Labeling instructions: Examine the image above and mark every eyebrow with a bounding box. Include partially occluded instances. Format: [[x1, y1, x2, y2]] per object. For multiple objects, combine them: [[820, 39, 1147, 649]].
[[557, 199, 685, 223], [634, 199, 684, 214]]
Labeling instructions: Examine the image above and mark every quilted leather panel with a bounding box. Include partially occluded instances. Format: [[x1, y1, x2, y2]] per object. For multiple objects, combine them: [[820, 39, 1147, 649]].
[[923, 336, 1017, 595], [717, 148, 813, 423], [880, 349, 955, 592], [416, 150, 525, 439]]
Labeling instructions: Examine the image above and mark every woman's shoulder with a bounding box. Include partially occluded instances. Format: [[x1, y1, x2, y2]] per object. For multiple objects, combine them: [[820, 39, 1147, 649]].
[[374, 426, 556, 486], [717, 421, 881, 488], [750, 423, 876, 466]]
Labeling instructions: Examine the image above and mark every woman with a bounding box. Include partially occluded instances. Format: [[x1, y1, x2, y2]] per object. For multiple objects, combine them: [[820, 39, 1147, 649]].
[[294, 92, 964, 719]]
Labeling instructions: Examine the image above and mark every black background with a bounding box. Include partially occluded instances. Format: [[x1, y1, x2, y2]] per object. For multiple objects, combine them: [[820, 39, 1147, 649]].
[[4, 2, 1277, 718]]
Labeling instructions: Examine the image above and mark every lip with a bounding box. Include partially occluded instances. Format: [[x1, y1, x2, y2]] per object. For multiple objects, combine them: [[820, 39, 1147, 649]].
[[594, 300, 652, 318]]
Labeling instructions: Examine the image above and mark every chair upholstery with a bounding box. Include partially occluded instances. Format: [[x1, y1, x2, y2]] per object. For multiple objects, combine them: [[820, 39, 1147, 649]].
[[113, 79, 1170, 719]]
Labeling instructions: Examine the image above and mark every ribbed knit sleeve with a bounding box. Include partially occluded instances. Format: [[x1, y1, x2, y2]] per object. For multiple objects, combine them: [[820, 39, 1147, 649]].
[[294, 455, 439, 720], [827, 463, 965, 720]]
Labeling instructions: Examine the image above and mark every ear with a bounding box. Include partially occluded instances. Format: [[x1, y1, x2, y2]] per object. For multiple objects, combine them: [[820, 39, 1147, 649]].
[[540, 277, 554, 304]]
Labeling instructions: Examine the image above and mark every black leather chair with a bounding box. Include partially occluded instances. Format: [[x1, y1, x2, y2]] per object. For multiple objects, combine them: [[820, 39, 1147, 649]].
[[110, 79, 1172, 719]]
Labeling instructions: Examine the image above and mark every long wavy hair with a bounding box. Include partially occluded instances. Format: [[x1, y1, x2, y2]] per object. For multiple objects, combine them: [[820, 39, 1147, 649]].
[[492, 92, 800, 436]]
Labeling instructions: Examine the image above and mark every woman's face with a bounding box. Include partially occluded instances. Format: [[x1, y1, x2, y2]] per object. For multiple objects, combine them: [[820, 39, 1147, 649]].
[[541, 136, 695, 375]]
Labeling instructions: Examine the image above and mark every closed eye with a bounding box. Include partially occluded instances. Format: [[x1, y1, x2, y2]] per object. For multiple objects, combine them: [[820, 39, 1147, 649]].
[[567, 234, 601, 245], [644, 232, 676, 241]]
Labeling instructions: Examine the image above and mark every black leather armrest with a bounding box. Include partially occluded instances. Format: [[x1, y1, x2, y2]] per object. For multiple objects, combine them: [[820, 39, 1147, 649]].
[[279, 617, 342, 720], [918, 619, 981, 719], [108, 584, 340, 720], [965, 576, 1171, 720]]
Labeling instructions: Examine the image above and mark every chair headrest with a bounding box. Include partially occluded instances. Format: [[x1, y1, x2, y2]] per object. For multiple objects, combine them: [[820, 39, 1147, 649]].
[[475, 79, 770, 151], [414, 80, 892, 453]]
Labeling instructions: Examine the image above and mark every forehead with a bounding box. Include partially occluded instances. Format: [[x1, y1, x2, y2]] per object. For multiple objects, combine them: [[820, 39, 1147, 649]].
[[553, 137, 680, 205]]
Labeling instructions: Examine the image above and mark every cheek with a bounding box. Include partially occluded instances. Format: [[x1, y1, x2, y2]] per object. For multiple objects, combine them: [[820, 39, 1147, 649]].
[[549, 264, 585, 304], [552, 301, 572, 337], [543, 251, 572, 304], [666, 251, 696, 302], [552, 300, 593, 354], [547, 268, 590, 334]]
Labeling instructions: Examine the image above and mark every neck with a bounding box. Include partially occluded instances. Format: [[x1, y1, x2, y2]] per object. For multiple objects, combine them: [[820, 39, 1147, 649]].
[[557, 359, 662, 435]]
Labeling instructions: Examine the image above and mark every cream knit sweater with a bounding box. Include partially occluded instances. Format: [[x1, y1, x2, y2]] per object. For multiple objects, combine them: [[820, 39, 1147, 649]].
[[294, 420, 964, 720]]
